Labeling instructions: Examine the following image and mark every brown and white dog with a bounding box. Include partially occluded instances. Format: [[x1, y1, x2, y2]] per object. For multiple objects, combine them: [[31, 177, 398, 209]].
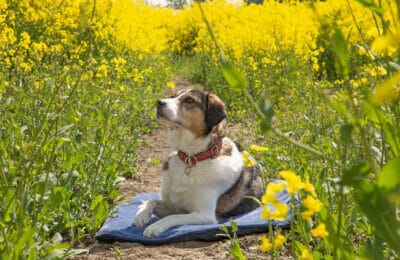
[[134, 89, 263, 237]]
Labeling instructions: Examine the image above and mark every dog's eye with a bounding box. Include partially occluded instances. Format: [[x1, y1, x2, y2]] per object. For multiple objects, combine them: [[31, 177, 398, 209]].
[[183, 97, 194, 104]]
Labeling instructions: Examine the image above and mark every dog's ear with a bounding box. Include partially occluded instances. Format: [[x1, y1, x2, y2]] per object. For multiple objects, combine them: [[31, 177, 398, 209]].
[[205, 93, 227, 134]]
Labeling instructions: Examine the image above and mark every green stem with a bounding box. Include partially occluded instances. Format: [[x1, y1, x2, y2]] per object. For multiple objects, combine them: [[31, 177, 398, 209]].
[[345, 0, 367, 44], [290, 196, 297, 258], [344, 82, 378, 173], [334, 185, 344, 258], [268, 218, 275, 260], [196, 1, 226, 62]]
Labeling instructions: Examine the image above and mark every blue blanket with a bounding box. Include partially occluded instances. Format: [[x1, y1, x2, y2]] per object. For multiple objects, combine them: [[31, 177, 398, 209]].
[[96, 189, 291, 245]]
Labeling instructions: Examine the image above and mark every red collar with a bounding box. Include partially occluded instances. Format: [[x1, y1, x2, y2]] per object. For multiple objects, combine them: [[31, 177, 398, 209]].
[[178, 139, 223, 167]]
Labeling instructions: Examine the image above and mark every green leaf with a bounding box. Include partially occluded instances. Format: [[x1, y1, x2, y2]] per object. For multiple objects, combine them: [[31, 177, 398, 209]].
[[377, 156, 400, 191], [52, 187, 68, 204], [363, 100, 380, 124], [230, 241, 246, 260], [340, 124, 354, 145], [219, 224, 228, 234], [4, 189, 15, 223], [90, 195, 109, 227], [332, 29, 350, 77], [221, 60, 248, 92], [230, 218, 238, 234], [353, 181, 400, 253], [356, 0, 384, 15], [258, 99, 274, 132], [340, 162, 371, 186]]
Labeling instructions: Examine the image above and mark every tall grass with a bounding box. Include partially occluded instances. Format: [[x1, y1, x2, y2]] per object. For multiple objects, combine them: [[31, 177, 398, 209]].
[[0, 0, 169, 258], [194, 0, 400, 259]]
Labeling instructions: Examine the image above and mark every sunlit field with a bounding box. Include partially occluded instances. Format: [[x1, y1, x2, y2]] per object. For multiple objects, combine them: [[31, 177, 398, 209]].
[[0, 0, 399, 258]]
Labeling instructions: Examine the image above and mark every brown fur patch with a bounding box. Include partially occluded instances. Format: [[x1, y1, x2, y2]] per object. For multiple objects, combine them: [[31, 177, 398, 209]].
[[158, 89, 227, 138], [162, 160, 169, 171], [211, 120, 227, 141], [177, 90, 208, 137], [220, 140, 233, 156], [216, 166, 264, 219]]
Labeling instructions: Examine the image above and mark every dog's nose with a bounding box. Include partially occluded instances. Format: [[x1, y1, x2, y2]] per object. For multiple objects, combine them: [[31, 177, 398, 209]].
[[157, 100, 166, 107]]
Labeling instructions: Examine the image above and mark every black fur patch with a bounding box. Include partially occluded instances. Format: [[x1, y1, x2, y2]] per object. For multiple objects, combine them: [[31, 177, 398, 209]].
[[216, 166, 263, 219], [204, 93, 227, 134]]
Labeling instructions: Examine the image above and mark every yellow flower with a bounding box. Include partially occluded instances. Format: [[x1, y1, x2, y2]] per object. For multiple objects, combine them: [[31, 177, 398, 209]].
[[261, 202, 288, 221], [250, 144, 268, 152], [271, 202, 288, 221], [370, 72, 400, 106], [261, 205, 272, 220], [301, 195, 323, 221], [242, 151, 255, 167], [19, 31, 31, 49], [273, 233, 286, 248], [311, 223, 329, 238], [279, 170, 305, 195], [300, 249, 313, 260], [20, 62, 32, 72], [371, 26, 400, 56], [96, 63, 108, 78], [261, 182, 288, 221], [260, 233, 286, 252], [303, 176, 316, 197], [260, 235, 273, 252], [262, 182, 285, 204], [166, 81, 175, 90]]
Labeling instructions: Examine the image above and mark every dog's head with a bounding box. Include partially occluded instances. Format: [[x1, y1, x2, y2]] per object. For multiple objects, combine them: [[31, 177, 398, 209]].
[[156, 89, 227, 137]]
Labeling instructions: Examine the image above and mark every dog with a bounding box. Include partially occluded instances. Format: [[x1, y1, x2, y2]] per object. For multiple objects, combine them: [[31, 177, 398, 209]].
[[134, 88, 263, 238]]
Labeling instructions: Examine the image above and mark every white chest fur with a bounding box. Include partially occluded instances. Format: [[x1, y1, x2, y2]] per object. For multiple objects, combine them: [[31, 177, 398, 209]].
[[160, 141, 243, 213]]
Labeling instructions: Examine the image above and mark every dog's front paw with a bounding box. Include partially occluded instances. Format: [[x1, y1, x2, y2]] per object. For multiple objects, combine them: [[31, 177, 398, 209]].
[[134, 202, 153, 227], [143, 222, 167, 238]]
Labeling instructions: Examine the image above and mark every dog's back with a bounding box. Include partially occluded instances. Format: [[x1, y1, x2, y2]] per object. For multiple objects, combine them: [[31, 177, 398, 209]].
[[216, 165, 263, 218]]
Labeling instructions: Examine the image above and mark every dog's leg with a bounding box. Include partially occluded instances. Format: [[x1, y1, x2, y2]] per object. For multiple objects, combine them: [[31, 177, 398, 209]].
[[153, 201, 176, 218], [143, 212, 217, 237], [134, 199, 158, 227], [134, 199, 176, 226]]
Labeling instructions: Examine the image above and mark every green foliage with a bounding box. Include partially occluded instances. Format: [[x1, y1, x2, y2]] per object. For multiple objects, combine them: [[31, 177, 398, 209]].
[[0, 0, 169, 258], [193, 0, 400, 259], [221, 60, 248, 92], [332, 29, 350, 77], [219, 219, 246, 260]]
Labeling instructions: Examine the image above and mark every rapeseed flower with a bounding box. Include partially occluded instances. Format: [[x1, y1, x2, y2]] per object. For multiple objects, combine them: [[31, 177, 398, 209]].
[[250, 144, 268, 152], [300, 249, 313, 260], [311, 223, 329, 238], [279, 170, 305, 195], [260, 233, 286, 252], [262, 182, 286, 204], [303, 176, 317, 197], [261, 182, 288, 221], [260, 235, 273, 252], [19, 32, 31, 49], [370, 72, 400, 106], [301, 195, 323, 221], [242, 151, 255, 167], [273, 234, 286, 248], [166, 81, 175, 90]]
